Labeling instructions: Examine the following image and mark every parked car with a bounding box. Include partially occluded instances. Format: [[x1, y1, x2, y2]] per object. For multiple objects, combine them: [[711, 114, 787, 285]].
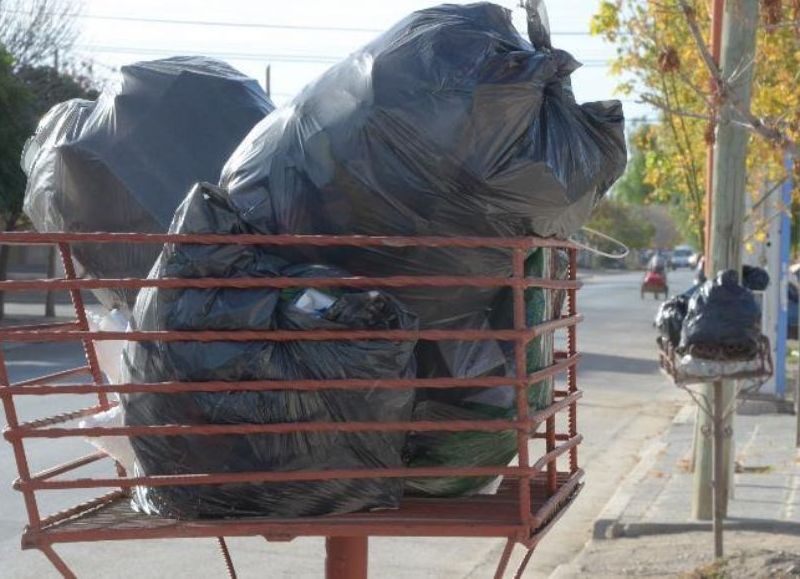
[[670, 246, 695, 269]]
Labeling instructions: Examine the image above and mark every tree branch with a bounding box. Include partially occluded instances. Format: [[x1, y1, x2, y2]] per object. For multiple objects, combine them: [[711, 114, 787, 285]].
[[639, 94, 714, 121], [676, 0, 800, 161]]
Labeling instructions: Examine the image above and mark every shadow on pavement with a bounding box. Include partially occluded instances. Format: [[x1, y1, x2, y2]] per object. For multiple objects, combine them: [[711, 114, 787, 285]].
[[581, 352, 661, 375]]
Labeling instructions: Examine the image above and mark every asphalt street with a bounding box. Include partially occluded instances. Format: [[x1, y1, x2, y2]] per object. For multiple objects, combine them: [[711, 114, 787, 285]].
[[0, 269, 695, 578]]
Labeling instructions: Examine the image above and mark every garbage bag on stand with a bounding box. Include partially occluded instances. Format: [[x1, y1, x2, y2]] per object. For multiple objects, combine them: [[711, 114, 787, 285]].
[[679, 270, 761, 360], [121, 184, 418, 518], [219, 3, 625, 496], [742, 265, 770, 291], [22, 57, 274, 312], [655, 295, 689, 348]]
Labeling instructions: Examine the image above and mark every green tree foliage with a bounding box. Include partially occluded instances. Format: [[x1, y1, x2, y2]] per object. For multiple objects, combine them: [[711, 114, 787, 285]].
[[0, 54, 97, 231], [592, 0, 800, 248], [0, 45, 97, 318], [16, 63, 99, 112], [613, 125, 654, 205], [587, 199, 656, 251], [0, 47, 32, 231]]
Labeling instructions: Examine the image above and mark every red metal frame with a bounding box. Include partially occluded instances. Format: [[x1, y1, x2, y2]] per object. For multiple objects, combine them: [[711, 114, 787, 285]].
[[0, 232, 584, 579]]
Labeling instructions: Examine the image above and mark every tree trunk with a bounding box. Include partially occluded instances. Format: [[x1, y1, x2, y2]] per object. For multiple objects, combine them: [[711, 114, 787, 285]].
[[693, 0, 759, 521], [0, 215, 19, 322]]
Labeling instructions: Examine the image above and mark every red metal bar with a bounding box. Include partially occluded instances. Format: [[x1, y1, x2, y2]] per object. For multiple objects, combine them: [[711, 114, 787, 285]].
[[529, 391, 582, 425], [25, 474, 580, 546], [0, 231, 578, 250], [532, 433, 571, 441], [532, 435, 583, 473], [9, 392, 580, 440], [533, 469, 585, 527], [546, 416, 557, 496], [326, 537, 368, 579], [57, 244, 108, 410], [0, 349, 41, 527], [2, 321, 80, 333], [512, 248, 532, 529], [36, 490, 127, 530], [217, 537, 238, 579], [11, 403, 111, 431], [567, 248, 579, 474], [0, 315, 584, 344], [523, 481, 585, 550], [513, 548, 536, 579], [0, 275, 583, 292], [2, 355, 581, 397], [10, 365, 91, 387], [38, 544, 77, 579], [493, 538, 516, 579], [8, 418, 531, 440], [28, 451, 108, 483], [21, 465, 550, 492]]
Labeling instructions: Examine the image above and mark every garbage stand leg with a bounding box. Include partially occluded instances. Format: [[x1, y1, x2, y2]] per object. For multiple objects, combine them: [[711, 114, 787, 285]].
[[326, 537, 368, 579], [712, 380, 725, 559]]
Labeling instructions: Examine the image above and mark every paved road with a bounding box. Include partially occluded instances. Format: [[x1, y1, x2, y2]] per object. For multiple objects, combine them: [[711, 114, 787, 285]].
[[0, 269, 694, 578]]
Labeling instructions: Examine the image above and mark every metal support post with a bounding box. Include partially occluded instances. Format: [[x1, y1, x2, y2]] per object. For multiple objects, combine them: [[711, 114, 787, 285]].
[[712, 380, 726, 559], [326, 537, 368, 579]]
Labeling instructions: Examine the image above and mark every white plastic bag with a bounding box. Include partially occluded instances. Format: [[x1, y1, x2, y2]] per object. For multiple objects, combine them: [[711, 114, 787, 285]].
[[79, 308, 136, 473], [85, 306, 128, 384]]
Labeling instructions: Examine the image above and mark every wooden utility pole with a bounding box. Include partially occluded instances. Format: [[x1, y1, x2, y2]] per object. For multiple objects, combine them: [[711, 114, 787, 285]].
[[693, 0, 759, 522], [703, 0, 725, 259]]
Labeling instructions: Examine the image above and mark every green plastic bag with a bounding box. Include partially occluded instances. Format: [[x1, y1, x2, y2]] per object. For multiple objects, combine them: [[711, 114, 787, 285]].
[[406, 248, 569, 496]]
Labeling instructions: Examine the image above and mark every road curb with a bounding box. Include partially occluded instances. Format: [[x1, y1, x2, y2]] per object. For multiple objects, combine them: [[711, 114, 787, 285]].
[[591, 438, 668, 540], [590, 401, 694, 541]]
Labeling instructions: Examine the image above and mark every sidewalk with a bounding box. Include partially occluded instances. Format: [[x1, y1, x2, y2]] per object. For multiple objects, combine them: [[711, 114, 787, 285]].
[[555, 402, 800, 578]]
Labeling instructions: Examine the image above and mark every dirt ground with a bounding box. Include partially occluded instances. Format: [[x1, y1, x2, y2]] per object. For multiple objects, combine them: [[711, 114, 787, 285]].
[[567, 531, 800, 578]]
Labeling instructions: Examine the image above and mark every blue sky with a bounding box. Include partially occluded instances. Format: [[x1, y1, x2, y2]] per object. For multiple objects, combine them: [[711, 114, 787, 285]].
[[73, 0, 654, 123]]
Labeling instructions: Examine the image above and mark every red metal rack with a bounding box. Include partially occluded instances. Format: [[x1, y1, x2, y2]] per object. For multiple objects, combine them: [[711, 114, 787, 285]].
[[0, 232, 584, 579]]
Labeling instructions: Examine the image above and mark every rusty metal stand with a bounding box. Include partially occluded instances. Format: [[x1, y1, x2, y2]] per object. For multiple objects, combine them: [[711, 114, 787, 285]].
[[217, 537, 238, 579], [659, 339, 772, 562], [326, 537, 368, 579], [0, 233, 585, 579]]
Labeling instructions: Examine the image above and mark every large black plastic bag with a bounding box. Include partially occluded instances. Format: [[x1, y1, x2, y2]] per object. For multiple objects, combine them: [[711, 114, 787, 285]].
[[22, 57, 274, 311], [742, 265, 770, 291], [219, 2, 624, 496], [121, 184, 418, 518], [220, 2, 625, 324], [679, 270, 761, 360], [656, 295, 689, 348]]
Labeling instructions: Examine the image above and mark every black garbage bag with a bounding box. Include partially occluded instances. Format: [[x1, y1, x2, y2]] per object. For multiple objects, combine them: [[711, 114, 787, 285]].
[[656, 295, 689, 348], [219, 2, 624, 496], [22, 57, 274, 311], [679, 270, 761, 360], [121, 184, 418, 519], [742, 265, 770, 291], [220, 2, 625, 328]]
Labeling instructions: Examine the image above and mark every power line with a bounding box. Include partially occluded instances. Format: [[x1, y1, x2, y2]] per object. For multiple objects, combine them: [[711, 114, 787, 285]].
[[75, 12, 599, 36], [77, 44, 613, 67], [76, 45, 342, 64], [79, 13, 387, 34], [4, 8, 600, 36]]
